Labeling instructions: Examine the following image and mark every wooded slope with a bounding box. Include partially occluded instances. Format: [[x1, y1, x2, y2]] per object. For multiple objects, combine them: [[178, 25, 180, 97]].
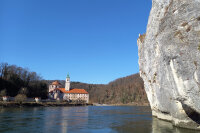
[[47, 73, 148, 104]]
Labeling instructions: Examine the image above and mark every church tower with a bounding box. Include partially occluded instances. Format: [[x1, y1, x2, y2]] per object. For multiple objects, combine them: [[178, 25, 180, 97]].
[[65, 73, 70, 91]]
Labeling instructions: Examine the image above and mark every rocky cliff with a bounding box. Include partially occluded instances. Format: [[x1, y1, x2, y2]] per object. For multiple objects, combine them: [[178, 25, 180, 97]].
[[138, 0, 200, 130]]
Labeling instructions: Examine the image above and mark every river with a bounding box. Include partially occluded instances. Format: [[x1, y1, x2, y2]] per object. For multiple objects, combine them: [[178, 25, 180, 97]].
[[0, 106, 198, 133]]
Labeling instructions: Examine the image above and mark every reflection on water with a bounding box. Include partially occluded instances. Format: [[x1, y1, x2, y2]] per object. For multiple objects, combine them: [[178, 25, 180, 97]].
[[0, 106, 199, 133], [43, 107, 89, 133]]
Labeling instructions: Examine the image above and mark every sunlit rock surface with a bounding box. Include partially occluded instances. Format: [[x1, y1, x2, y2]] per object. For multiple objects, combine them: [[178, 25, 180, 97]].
[[138, 0, 200, 130]]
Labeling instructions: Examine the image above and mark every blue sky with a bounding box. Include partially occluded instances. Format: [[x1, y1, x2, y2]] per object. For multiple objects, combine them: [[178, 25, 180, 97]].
[[0, 0, 152, 84]]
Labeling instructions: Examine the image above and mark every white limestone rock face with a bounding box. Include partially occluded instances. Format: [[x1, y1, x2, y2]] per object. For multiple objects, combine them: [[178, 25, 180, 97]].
[[138, 0, 200, 130]]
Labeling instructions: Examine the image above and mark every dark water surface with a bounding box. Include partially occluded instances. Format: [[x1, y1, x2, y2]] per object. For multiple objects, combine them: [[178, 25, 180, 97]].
[[0, 106, 199, 133]]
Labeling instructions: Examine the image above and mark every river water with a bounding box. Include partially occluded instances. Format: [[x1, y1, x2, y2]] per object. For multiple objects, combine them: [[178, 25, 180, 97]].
[[0, 106, 199, 133]]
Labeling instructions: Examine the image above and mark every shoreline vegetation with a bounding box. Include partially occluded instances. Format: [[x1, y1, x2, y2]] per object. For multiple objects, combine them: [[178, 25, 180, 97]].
[[0, 101, 92, 107]]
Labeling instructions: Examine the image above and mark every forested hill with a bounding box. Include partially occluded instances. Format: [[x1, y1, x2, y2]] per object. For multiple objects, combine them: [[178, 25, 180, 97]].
[[0, 62, 148, 104], [47, 73, 149, 104], [0, 63, 47, 98]]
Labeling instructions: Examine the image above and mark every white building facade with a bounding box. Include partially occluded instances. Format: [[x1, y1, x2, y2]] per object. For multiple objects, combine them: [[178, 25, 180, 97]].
[[48, 74, 89, 103]]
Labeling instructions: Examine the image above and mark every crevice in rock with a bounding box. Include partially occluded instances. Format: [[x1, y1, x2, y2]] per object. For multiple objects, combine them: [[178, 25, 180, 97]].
[[197, 16, 200, 21], [160, 110, 170, 115], [156, 108, 170, 115], [181, 103, 200, 125]]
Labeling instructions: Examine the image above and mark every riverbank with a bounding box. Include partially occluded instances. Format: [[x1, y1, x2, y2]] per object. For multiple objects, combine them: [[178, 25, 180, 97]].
[[0, 101, 92, 107], [110, 102, 150, 106], [0, 101, 149, 108], [93, 102, 150, 106]]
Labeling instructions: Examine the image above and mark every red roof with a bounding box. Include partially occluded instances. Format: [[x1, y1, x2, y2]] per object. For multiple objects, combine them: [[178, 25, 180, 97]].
[[57, 88, 88, 94], [51, 81, 61, 85]]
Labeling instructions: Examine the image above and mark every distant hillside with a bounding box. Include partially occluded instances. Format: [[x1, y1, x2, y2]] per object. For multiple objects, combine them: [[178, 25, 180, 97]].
[[46, 73, 149, 105], [0, 62, 148, 104]]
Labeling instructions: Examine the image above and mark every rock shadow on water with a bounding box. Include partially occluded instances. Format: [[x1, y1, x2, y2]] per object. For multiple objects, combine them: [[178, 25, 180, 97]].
[[152, 117, 199, 133], [111, 117, 200, 133]]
